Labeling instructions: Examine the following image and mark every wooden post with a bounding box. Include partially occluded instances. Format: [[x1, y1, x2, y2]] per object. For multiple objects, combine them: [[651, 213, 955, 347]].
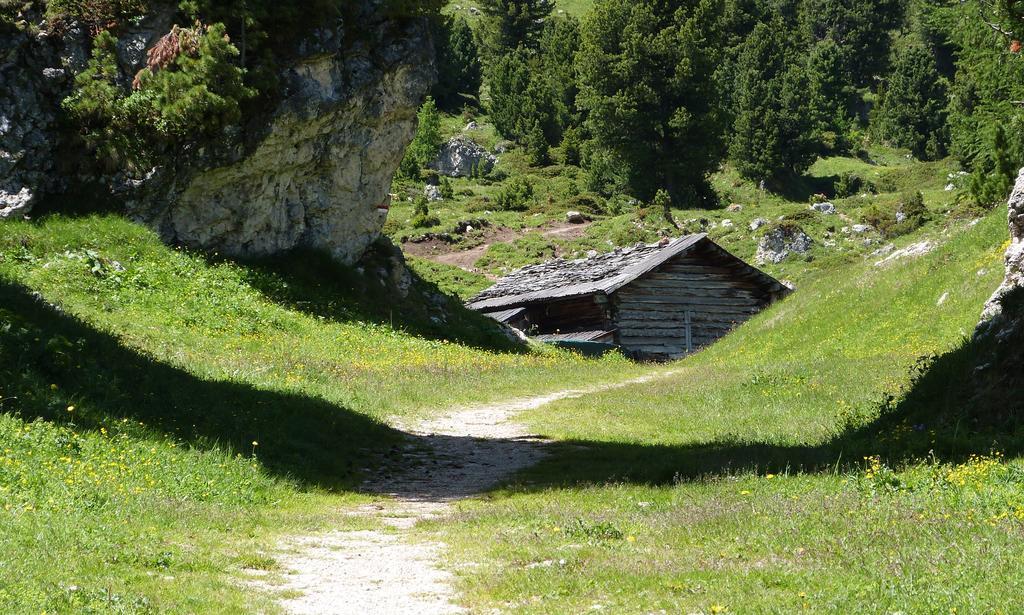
[[684, 310, 693, 353]]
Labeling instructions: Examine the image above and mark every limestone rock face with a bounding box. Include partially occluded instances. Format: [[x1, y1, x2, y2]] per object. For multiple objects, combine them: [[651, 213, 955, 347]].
[[1, 8, 434, 265], [1, 8, 171, 220], [429, 135, 496, 178], [973, 168, 1024, 406], [137, 18, 435, 264], [756, 224, 813, 264], [977, 169, 1024, 338], [0, 17, 86, 219]]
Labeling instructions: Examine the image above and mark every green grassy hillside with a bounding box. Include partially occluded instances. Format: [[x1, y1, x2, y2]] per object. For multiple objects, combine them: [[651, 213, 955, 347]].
[[426, 208, 1024, 613], [392, 104, 967, 300], [0, 215, 644, 612]]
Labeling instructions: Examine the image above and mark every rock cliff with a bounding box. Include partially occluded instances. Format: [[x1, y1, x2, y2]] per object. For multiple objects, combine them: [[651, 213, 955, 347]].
[[1, 5, 434, 264], [974, 168, 1024, 403]]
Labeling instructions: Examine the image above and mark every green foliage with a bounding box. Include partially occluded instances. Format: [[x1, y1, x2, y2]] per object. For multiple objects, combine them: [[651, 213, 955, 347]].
[[45, 0, 146, 30], [729, 20, 817, 183], [399, 97, 444, 178], [873, 43, 948, 161], [862, 190, 929, 238], [560, 125, 583, 166], [63, 24, 253, 171], [487, 47, 565, 145], [577, 0, 726, 206], [798, 0, 905, 88], [440, 176, 455, 199], [942, 4, 1024, 204], [411, 211, 441, 229], [495, 176, 536, 211], [806, 38, 857, 153], [652, 188, 675, 228], [477, 0, 555, 59], [538, 13, 582, 125], [834, 171, 865, 198], [432, 16, 482, 109], [137, 23, 254, 136], [525, 120, 550, 166], [968, 122, 1019, 207]]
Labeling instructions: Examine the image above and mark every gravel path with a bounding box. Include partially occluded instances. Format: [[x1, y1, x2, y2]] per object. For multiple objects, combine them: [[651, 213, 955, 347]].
[[267, 372, 673, 614]]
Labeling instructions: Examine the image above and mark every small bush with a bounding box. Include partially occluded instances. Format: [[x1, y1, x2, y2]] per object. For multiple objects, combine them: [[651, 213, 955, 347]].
[[834, 172, 863, 198], [783, 209, 816, 222], [495, 177, 535, 211], [526, 121, 550, 167], [565, 193, 606, 216], [862, 191, 929, 238], [410, 214, 441, 228], [46, 0, 146, 31], [440, 177, 454, 200], [561, 126, 583, 166], [62, 24, 253, 170]]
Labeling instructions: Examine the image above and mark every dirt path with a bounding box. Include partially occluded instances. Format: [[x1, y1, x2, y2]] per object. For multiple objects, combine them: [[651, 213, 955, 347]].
[[266, 371, 675, 614]]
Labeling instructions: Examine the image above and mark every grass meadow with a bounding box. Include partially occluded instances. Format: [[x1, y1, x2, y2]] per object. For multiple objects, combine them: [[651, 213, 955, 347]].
[[425, 207, 1024, 613], [0, 215, 645, 612]]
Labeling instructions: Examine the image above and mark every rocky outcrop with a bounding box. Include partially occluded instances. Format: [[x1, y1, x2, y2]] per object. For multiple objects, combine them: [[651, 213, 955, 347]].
[[135, 18, 435, 264], [1, 8, 173, 220], [977, 169, 1024, 340], [756, 224, 813, 264], [972, 169, 1024, 408], [1, 7, 434, 265], [0, 17, 84, 218], [429, 135, 496, 178]]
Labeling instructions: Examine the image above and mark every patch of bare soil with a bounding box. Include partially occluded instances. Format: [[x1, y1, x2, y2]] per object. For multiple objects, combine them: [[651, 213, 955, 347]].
[[264, 367, 673, 615], [402, 220, 593, 274]]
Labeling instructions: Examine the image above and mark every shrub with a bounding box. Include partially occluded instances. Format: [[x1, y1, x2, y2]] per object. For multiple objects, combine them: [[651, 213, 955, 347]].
[[62, 23, 253, 170], [46, 0, 146, 31], [564, 193, 606, 215], [834, 172, 863, 198], [410, 196, 440, 228], [783, 209, 817, 222], [526, 120, 550, 167], [439, 177, 454, 200], [398, 97, 443, 178], [495, 176, 535, 211], [861, 191, 929, 238], [561, 126, 583, 166]]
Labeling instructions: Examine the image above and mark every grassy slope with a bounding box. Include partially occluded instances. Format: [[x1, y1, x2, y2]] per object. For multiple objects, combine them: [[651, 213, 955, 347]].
[[0, 215, 646, 612], [396, 99, 963, 298], [427, 208, 1024, 613]]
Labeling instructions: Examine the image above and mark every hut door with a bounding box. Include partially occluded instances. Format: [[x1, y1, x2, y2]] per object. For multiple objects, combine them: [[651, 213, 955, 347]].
[[684, 310, 693, 353]]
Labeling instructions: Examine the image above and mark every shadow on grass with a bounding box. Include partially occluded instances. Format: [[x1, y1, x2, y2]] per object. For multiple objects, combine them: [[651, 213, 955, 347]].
[[5, 272, 1020, 500], [769, 173, 838, 203], [228, 244, 524, 354], [0, 279, 403, 489], [514, 338, 1024, 490]]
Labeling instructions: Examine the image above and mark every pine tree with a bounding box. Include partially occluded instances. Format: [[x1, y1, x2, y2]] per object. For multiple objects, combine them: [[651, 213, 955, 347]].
[[399, 97, 443, 177], [432, 16, 482, 109], [873, 43, 948, 160], [526, 120, 550, 166], [798, 0, 905, 87], [969, 122, 1019, 207], [538, 14, 582, 125], [477, 0, 555, 59], [806, 38, 856, 152], [729, 20, 817, 183], [577, 0, 726, 206]]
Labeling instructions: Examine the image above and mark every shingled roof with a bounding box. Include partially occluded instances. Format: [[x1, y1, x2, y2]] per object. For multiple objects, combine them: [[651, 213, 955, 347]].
[[467, 234, 784, 312]]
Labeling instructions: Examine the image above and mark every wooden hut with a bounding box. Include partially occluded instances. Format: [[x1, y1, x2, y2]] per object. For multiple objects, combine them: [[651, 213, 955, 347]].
[[466, 234, 790, 360]]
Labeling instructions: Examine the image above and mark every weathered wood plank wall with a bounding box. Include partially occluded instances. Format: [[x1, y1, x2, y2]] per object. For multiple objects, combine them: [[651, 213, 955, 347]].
[[612, 248, 772, 360]]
